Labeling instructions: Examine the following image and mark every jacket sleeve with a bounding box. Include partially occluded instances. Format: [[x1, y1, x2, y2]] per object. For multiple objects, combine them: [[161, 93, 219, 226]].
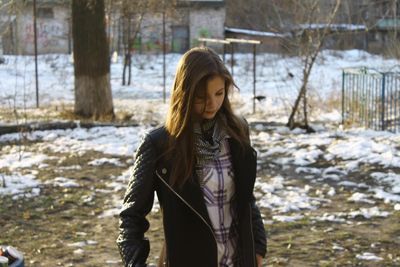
[[116, 133, 157, 267], [251, 196, 267, 257], [244, 117, 268, 257]]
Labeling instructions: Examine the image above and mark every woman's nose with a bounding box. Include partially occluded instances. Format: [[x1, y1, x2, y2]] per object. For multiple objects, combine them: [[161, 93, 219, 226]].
[[206, 97, 215, 109]]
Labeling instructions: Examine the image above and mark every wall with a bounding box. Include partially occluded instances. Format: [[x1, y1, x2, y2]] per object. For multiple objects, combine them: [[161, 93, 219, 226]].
[[140, 13, 172, 52], [109, 4, 226, 54], [2, 1, 227, 55], [189, 6, 225, 47], [16, 4, 70, 54]]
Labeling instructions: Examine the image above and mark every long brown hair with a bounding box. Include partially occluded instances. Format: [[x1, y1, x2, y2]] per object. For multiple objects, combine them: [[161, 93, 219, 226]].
[[165, 47, 249, 188]]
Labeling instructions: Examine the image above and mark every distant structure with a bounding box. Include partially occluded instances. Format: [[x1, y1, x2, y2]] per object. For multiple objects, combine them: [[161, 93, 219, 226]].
[[0, 0, 226, 55], [224, 27, 285, 53], [108, 0, 225, 54], [1, 0, 71, 55], [1, 0, 398, 55], [224, 0, 400, 54], [319, 0, 400, 53]]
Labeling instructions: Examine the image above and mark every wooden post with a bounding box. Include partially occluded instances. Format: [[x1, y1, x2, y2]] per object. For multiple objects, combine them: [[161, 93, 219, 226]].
[[162, 2, 166, 103], [33, 0, 39, 108], [226, 38, 262, 113], [253, 43, 256, 113]]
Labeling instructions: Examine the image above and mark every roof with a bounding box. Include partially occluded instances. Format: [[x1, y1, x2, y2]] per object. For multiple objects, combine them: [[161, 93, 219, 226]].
[[225, 27, 286, 38], [295, 23, 367, 32]]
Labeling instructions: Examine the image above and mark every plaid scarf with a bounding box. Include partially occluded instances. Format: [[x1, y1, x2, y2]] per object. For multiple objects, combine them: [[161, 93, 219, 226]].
[[193, 114, 228, 166]]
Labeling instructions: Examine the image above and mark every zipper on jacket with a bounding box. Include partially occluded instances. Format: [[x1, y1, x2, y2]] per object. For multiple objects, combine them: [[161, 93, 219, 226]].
[[249, 203, 257, 267], [155, 170, 219, 267]]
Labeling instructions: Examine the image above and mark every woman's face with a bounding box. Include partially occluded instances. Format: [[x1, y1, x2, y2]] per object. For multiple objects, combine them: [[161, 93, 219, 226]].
[[193, 75, 226, 120]]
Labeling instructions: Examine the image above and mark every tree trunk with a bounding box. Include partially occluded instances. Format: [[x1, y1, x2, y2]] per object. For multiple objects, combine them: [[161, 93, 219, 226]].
[[303, 85, 314, 132], [287, 81, 307, 129], [72, 0, 114, 120]]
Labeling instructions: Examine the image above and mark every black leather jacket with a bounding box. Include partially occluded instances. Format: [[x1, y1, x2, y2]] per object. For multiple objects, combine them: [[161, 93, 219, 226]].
[[117, 126, 267, 267]]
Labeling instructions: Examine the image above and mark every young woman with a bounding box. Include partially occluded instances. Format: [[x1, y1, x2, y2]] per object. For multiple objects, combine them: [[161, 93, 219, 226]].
[[117, 47, 266, 267]]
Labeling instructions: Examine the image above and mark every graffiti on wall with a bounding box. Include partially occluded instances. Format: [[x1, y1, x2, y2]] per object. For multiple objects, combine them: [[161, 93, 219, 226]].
[[198, 28, 211, 38], [24, 20, 68, 52], [191, 28, 210, 47], [142, 26, 162, 51]]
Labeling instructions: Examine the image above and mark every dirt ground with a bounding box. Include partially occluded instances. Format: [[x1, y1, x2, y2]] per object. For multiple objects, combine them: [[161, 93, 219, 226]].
[[1, 130, 400, 267]]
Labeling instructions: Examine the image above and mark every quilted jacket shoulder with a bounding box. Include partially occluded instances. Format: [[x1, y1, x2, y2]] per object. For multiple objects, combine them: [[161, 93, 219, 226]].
[[117, 127, 164, 267]]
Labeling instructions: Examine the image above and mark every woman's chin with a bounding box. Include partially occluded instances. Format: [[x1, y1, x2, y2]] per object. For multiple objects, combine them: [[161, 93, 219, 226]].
[[202, 112, 216, 119]]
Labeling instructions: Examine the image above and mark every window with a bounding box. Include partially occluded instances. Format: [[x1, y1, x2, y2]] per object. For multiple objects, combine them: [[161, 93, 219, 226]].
[[37, 7, 54, 19], [171, 26, 189, 53]]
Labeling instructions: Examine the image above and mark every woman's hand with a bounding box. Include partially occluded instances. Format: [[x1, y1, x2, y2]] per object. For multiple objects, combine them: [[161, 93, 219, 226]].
[[256, 254, 263, 267]]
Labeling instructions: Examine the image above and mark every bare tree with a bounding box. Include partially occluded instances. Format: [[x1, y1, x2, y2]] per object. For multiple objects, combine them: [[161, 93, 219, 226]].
[[286, 0, 342, 132], [226, 0, 294, 32], [119, 0, 148, 85], [226, 0, 343, 131], [381, 0, 400, 58], [113, 0, 177, 85], [227, 1, 357, 131], [72, 0, 114, 120]]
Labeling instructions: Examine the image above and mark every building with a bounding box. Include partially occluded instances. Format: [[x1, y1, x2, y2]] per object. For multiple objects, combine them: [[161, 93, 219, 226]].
[[224, 0, 400, 54], [1, 0, 71, 55], [0, 0, 226, 55], [303, 0, 400, 52], [224, 27, 285, 53], [108, 0, 225, 54]]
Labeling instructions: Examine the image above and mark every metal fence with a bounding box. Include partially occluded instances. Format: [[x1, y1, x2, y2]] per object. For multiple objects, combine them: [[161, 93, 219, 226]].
[[342, 67, 400, 132]]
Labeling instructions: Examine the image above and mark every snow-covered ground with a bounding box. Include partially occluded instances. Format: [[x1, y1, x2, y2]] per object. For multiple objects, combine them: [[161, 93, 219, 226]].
[[1, 121, 399, 221], [1, 50, 399, 263], [0, 50, 398, 122], [252, 126, 400, 213]]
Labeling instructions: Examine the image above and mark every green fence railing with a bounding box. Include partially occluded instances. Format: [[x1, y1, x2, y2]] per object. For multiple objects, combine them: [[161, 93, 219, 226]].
[[342, 66, 400, 132]]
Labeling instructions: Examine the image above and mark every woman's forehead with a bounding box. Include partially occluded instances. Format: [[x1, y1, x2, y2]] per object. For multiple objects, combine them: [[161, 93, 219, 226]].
[[206, 76, 225, 90], [195, 75, 225, 95]]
